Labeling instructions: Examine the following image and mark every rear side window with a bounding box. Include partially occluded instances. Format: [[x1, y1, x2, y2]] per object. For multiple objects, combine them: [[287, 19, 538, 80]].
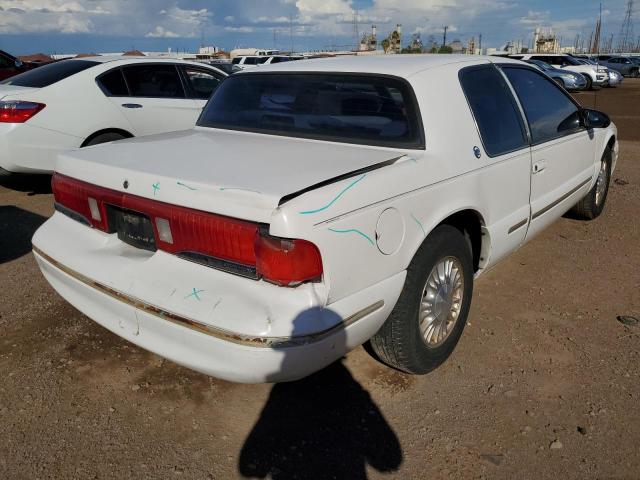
[[198, 73, 424, 149], [232, 58, 241, 65], [122, 65, 185, 98], [502, 67, 581, 144], [98, 68, 128, 96], [1, 60, 98, 87], [459, 66, 528, 157], [182, 67, 222, 99]]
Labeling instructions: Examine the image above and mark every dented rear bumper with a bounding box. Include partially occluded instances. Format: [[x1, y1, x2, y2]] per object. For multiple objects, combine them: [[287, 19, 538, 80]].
[[32, 213, 403, 382]]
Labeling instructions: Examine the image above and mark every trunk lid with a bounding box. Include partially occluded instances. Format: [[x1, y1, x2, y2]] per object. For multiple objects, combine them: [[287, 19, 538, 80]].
[[55, 128, 406, 223]]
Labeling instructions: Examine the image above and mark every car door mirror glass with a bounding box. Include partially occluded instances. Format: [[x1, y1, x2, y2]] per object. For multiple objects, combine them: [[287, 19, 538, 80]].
[[581, 109, 611, 129], [14, 59, 23, 69]]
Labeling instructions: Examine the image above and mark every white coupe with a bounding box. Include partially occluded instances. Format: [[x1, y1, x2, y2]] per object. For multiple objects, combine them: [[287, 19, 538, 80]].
[[0, 56, 226, 174], [32, 55, 618, 383]]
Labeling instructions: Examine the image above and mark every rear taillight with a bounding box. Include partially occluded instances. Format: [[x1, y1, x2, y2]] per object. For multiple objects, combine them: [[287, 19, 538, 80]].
[[255, 235, 323, 286], [52, 174, 323, 286], [0, 101, 46, 123]]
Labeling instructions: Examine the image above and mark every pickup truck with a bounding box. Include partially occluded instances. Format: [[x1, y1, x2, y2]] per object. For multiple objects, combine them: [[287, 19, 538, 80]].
[[32, 55, 618, 383]]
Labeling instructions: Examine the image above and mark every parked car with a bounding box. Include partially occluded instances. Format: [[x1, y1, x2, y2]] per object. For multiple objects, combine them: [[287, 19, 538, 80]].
[[525, 59, 587, 90], [0, 57, 226, 174], [597, 57, 639, 77], [32, 55, 618, 383], [607, 68, 623, 87], [0, 50, 40, 81], [510, 53, 608, 89], [202, 60, 241, 75], [232, 55, 300, 70]]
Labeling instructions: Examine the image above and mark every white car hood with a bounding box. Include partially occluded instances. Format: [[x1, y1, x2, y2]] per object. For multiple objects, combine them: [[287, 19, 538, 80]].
[[55, 128, 405, 223]]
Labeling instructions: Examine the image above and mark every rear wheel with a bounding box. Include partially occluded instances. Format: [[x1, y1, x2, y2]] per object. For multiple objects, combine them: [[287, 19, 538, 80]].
[[370, 224, 474, 374], [83, 131, 129, 147], [631, 68, 639, 78], [571, 148, 612, 220], [583, 74, 593, 91]]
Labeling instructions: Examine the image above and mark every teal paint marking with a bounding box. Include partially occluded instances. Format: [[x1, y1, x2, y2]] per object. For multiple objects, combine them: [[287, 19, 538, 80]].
[[152, 182, 160, 196], [185, 288, 204, 301], [177, 181, 197, 191], [299, 174, 367, 215], [328, 227, 374, 246], [410, 213, 426, 237], [219, 187, 261, 194]]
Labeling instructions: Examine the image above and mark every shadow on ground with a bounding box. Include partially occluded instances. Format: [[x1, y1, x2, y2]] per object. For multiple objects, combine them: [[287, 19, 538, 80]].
[[0, 206, 47, 264], [0, 174, 52, 196], [239, 309, 403, 479]]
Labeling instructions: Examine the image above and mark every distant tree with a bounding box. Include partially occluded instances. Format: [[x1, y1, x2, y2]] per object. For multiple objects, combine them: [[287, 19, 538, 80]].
[[438, 45, 453, 54], [381, 38, 390, 53], [520, 47, 529, 53], [429, 46, 438, 53]]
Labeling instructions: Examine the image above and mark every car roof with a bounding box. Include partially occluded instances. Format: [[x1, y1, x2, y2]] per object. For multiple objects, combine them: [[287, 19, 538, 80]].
[[241, 54, 523, 78], [70, 56, 215, 67]]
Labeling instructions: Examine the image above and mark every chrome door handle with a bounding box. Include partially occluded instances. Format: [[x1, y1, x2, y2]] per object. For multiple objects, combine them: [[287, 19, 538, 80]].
[[122, 103, 143, 109]]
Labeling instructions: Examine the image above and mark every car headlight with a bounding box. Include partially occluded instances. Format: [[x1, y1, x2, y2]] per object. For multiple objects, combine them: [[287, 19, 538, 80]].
[[559, 73, 579, 81]]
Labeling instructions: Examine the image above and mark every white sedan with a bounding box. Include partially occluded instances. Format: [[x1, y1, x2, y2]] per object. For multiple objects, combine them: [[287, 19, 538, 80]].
[[0, 56, 226, 174], [33, 55, 618, 383]]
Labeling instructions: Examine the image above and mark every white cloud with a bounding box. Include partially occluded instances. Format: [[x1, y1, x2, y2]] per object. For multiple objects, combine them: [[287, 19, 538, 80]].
[[224, 25, 254, 33], [145, 25, 179, 38]]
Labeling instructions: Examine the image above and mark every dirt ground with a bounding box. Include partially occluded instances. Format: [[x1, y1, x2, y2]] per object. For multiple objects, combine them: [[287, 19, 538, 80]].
[[1, 80, 639, 480]]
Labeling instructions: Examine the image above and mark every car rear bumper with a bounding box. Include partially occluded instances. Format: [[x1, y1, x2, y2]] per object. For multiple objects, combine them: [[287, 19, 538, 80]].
[[0, 123, 80, 174], [32, 213, 404, 383]]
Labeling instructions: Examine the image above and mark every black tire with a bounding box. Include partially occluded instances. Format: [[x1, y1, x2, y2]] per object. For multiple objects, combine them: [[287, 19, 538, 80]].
[[631, 68, 639, 78], [553, 77, 565, 88], [571, 148, 612, 220], [370, 224, 474, 374], [83, 132, 128, 147], [583, 74, 593, 91]]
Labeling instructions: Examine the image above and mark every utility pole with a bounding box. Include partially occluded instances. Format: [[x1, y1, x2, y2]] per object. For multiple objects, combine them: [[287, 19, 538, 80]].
[[442, 26, 448, 48], [618, 0, 635, 52], [478, 34, 482, 54], [289, 13, 294, 54]]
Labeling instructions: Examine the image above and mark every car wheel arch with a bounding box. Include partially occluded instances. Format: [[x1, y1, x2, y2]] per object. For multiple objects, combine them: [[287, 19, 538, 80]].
[[406, 208, 488, 274], [81, 128, 134, 148]]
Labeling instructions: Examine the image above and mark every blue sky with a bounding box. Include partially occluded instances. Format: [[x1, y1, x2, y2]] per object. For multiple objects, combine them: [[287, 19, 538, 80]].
[[0, 1, 634, 55]]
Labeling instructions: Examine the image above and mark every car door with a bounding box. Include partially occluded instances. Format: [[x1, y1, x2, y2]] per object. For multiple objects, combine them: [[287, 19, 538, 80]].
[[115, 63, 199, 136], [178, 65, 225, 110], [458, 65, 532, 262], [501, 66, 596, 240]]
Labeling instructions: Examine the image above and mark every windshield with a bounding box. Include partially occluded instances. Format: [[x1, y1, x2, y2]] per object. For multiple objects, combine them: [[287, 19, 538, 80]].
[[198, 73, 423, 148], [1, 59, 98, 87], [529, 60, 552, 70], [562, 56, 582, 66]]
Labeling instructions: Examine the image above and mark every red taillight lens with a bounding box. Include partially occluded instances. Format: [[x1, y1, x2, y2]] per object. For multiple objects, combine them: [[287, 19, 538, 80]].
[[52, 173, 323, 286], [0, 101, 45, 123], [255, 235, 323, 286], [52, 174, 110, 230]]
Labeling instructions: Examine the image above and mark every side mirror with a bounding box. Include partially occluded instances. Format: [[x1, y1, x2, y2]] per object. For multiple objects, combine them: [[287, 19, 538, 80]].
[[14, 59, 23, 69], [580, 108, 611, 129]]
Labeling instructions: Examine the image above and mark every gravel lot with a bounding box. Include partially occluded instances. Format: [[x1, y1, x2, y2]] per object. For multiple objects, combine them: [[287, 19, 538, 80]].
[[1, 80, 639, 480]]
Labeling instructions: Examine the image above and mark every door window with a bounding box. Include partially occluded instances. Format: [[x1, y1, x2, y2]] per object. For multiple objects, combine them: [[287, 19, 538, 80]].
[[182, 68, 222, 99], [459, 66, 528, 157], [122, 65, 185, 98], [0, 55, 11, 69], [503, 67, 582, 145]]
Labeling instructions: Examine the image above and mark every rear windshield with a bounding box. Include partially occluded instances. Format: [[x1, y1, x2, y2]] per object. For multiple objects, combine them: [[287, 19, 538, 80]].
[[1, 60, 99, 87], [197, 73, 423, 148]]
